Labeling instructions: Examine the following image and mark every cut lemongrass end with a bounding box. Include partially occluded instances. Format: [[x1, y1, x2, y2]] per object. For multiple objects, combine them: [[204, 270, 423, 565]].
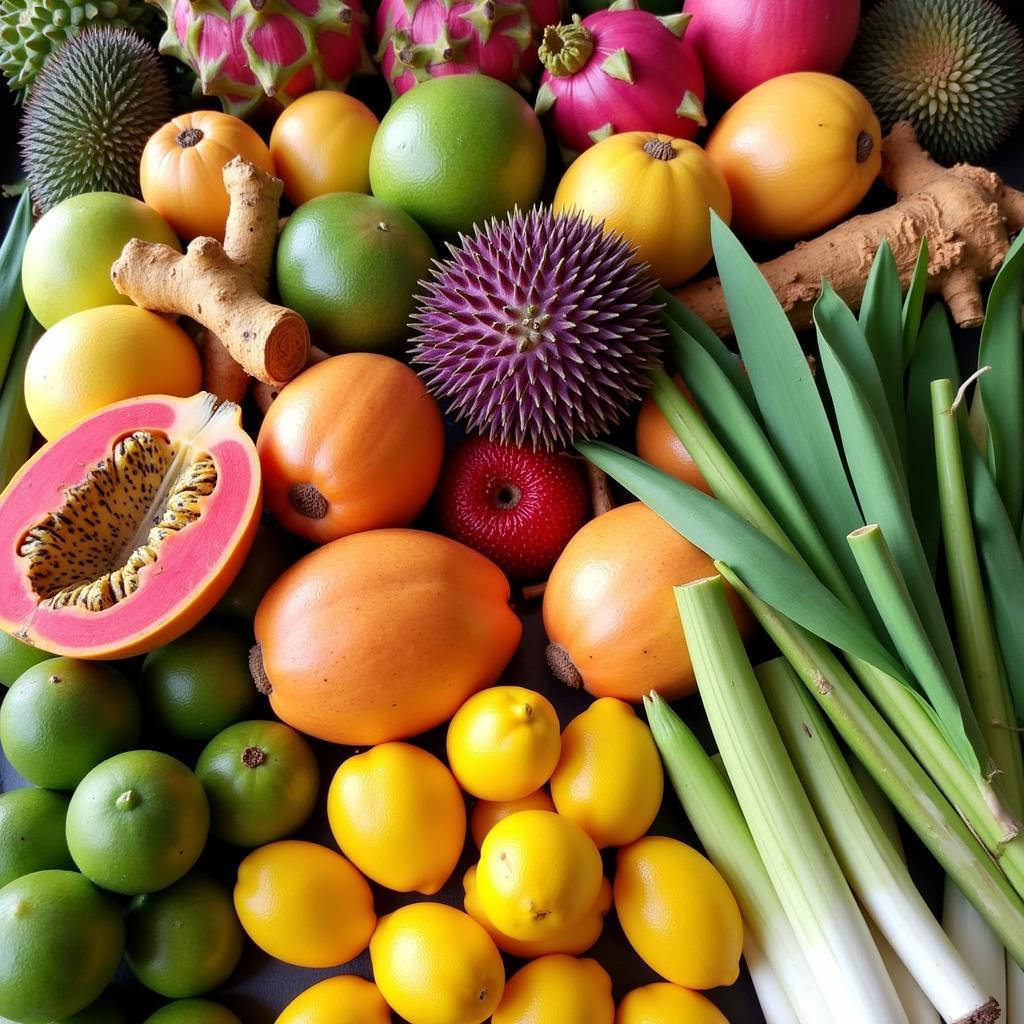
[[943, 878, 1006, 1024], [870, 921, 941, 1024]]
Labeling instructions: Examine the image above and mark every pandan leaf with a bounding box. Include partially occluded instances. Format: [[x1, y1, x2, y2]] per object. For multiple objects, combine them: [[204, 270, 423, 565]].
[[901, 237, 930, 366]]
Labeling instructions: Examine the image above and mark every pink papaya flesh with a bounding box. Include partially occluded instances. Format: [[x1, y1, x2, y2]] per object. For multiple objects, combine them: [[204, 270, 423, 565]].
[[0, 393, 261, 659]]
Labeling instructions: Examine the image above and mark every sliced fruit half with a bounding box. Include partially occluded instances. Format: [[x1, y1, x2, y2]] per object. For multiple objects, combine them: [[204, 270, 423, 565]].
[[0, 393, 261, 659]]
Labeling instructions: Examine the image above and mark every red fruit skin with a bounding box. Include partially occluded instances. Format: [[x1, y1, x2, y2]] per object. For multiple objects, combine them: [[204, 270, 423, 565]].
[[436, 436, 590, 581]]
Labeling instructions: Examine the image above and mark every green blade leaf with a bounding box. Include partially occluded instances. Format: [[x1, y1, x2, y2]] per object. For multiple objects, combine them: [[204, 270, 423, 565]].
[[577, 440, 904, 680], [0, 189, 32, 386], [901, 237, 930, 367]]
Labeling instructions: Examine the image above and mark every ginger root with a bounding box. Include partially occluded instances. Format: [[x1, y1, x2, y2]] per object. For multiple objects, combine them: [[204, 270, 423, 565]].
[[252, 345, 330, 413], [111, 230, 309, 388], [676, 121, 1024, 335], [203, 158, 285, 402]]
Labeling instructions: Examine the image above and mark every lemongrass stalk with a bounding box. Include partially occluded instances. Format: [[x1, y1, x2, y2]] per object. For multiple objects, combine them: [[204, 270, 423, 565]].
[[745, 931, 802, 1024], [645, 692, 828, 1024], [0, 313, 41, 491], [716, 562, 1024, 965], [870, 921, 942, 1024], [760, 657, 995, 1023], [675, 577, 908, 1024], [1007, 957, 1024, 1023], [944, 879, 1006, 1023], [933, 377, 1024, 818]]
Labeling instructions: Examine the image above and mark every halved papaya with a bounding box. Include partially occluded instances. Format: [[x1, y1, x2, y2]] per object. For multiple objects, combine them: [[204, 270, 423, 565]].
[[0, 393, 261, 659]]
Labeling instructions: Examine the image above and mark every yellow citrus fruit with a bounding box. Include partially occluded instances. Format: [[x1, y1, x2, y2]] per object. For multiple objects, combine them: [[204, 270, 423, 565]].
[[493, 955, 615, 1024], [233, 840, 375, 968], [370, 901, 505, 1024], [550, 698, 664, 848], [476, 809, 602, 941], [615, 983, 728, 1024], [327, 742, 466, 895], [24, 306, 201, 441], [447, 686, 562, 801], [269, 91, 380, 206], [462, 864, 611, 959], [275, 975, 392, 1024], [470, 789, 555, 848], [614, 836, 743, 989]]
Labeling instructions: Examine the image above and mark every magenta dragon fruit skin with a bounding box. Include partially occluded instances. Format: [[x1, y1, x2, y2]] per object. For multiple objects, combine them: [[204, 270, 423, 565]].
[[535, 0, 706, 154], [155, 0, 373, 117], [410, 207, 663, 452]]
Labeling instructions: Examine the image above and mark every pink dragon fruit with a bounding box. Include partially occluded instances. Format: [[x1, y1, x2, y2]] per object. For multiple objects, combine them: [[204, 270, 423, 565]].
[[154, 0, 374, 117], [374, 0, 564, 96], [535, 0, 706, 154]]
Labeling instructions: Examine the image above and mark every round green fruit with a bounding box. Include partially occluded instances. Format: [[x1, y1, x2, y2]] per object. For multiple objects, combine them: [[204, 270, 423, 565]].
[[142, 1000, 241, 1024], [0, 631, 50, 687], [0, 869, 124, 1024], [141, 624, 255, 741], [0, 656, 141, 789], [126, 871, 244, 998], [195, 720, 319, 847], [276, 192, 435, 355], [215, 524, 296, 624], [0, 992, 129, 1024], [66, 750, 210, 895], [368, 74, 547, 238], [21, 191, 181, 329], [0, 788, 73, 888]]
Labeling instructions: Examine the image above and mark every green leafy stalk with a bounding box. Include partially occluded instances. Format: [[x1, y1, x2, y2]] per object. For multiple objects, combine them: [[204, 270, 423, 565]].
[[901, 237, 930, 367], [0, 190, 33, 386], [0, 312, 41, 491]]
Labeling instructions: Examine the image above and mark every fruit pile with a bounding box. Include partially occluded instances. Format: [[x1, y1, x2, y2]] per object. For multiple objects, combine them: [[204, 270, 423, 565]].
[[2, 0, 1024, 1022]]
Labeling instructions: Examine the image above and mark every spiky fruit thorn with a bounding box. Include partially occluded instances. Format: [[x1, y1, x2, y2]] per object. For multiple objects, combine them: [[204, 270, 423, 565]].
[[410, 206, 664, 452]]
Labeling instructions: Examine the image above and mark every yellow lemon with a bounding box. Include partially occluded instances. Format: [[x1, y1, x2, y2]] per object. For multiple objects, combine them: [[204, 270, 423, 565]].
[[447, 686, 561, 801], [492, 955, 614, 1024], [370, 902, 505, 1024], [550, 698, 664, 848], [24, 305, 201, 441], [275, 975, 392, 1024], [233, 840, 375, 968], [616, 983, 729, 1024], [463, 864, 611, 959], [614, 836, 743, 989], [476, 809, 602, 941], [327, 742, 465, 895], [470, 789, 555, 848]]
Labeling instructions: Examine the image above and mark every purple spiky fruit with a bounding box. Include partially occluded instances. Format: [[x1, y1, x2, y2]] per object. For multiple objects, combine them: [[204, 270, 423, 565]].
[[410, 206, 664, 452]]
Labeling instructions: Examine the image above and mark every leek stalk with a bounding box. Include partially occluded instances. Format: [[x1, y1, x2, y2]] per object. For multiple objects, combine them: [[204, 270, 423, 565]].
[[744, 932, 802, 1024]]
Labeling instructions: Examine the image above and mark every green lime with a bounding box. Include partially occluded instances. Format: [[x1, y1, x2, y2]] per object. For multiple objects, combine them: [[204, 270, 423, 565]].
[[195, 720, 319, 847], [276, 192, 436, 354], [143, 1000, 241, 1024], [66, 750, 209, 895], [0, 657, 141, 789], [0, 631, 51, 688], [0, 869, 124, 1023], [22, 192, 181, 329], [141, 624, 255, 741], [0, 992, 130, 1024], [215, 524, 296, 624], [126, 871, 243, 998], [0, 788, 73, 888], [369, 74, 546, 238]]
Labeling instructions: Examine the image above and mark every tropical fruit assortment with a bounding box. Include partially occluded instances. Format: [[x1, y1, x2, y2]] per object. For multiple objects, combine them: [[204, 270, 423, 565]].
[[2, 0, 1024, 1022]]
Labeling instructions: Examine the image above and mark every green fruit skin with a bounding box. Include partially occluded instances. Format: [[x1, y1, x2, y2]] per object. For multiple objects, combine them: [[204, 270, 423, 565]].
[[215, 525, 296, 624], [0, 869, 124, 1024], [368, 75, 547, 239], [66, 750, 210, 895], [0, 631, 51, 688], [126, 872, 243, 998], [195, 720, 319, 848], [0, 657, 141, 790], [276, 192, 436, 355], [141, 624, 255, 741], [0, 992, 129, 1024], [21, 191, 181, 329], [142, 1000, 241, 1024], [0, 788, 73, 888]]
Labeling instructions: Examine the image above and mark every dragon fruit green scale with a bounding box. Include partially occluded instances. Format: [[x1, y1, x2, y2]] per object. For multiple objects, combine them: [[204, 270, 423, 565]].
[[411, 207, 664, 452], [152, 0, 374, 117]]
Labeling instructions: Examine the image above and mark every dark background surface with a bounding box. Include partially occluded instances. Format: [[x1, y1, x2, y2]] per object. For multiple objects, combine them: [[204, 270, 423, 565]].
[[3, 5, 1024, 1019]]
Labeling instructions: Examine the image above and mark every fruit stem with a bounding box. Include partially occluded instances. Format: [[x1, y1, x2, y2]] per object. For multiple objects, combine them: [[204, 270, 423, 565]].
[[116, 789, 140, 811], [856, 131, 874, 164], [538, 16, 595, 76], [176, 127, 204, 148], [642, 138, 677, 162], [250, 643, 273, 696], [585, 462, 614, 516]]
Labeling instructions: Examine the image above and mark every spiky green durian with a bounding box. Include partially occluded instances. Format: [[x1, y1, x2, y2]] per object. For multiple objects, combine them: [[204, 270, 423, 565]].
[[0, 0, 153, 95], [848, 0, 1024, 163], [21, 28, 172, 212]]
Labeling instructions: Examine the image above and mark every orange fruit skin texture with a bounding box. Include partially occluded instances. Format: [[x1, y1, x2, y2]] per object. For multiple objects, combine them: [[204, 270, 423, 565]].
[[492, 954, 615, 1024], [257, 354, 445, 544], [543, 502, 752, 702], [269, 91, 380, 206], [553, 133, 732, 287], [470, 789, 556, 849], [140, 110, 275, 241], [635, 375, 711, 495], [254, 528, 522, 745], [276, 975, 392, 1024], [616, 983, 728, 1024], [705, 71, 882, 241]]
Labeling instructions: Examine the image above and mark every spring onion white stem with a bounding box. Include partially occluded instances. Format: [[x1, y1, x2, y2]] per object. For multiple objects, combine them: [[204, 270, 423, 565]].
[[944, 879, 1006, 1024], [1006, 956, 1024, 1024], [870, 921, 942, 1024], [744, 930, 801, 1024]]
